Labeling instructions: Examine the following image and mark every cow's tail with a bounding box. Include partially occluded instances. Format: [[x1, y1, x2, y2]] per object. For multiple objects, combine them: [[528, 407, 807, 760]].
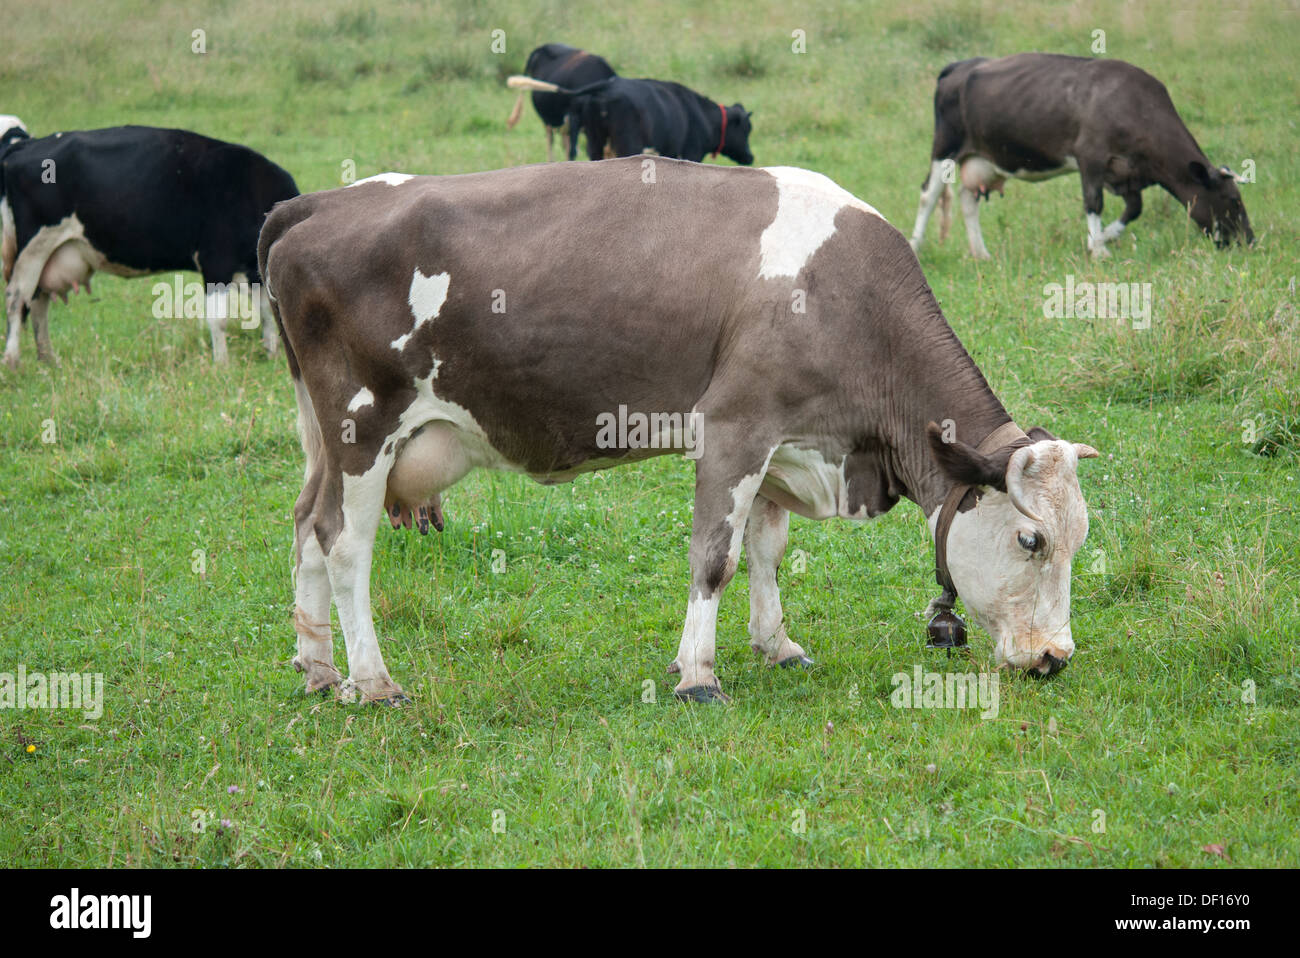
[[938, 183, 953, 242], [506, 91, 526, 128], [507, 76, 562, 94], [506, 75, 612, 97], [291, 372, 325, 484], [257, 200, 323, 482]]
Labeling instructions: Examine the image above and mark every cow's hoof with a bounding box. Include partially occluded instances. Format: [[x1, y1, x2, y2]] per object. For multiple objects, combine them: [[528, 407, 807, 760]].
[[674, 684, 730, 704], [371, 691, 411, 707], [778, 654, 815, 669]]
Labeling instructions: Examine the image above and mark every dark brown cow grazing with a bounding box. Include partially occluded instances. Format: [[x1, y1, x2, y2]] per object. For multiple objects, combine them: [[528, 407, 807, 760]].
[[259, 159, 1097, 705], [909, 53, 1254, 259]]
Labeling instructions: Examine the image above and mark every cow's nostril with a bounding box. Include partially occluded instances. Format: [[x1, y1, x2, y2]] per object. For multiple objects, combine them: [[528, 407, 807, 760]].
[[1031, 652, 1069, 678]]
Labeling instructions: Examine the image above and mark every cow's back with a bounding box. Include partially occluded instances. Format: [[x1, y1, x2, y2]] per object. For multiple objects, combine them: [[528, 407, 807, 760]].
[[7, 125, 296, 277], [264, 159, 912, 474]]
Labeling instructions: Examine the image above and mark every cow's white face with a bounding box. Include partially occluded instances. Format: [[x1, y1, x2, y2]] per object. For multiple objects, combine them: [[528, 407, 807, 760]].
[[931, 437, 1097, 675]]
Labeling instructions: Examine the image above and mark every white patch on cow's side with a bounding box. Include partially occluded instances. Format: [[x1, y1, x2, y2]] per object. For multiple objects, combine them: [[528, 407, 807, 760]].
[[347, 387, 375, 412], [348, 172, 415, 188], [391, 268, 451, 351], [757, 167, 885, 280]]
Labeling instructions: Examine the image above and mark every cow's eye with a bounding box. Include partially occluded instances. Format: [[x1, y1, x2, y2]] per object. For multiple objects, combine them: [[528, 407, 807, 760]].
[[1017, 531, 1041, 553]]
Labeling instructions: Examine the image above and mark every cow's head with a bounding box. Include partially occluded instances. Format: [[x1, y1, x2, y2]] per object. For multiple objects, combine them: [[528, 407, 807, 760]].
[[0, 115, 28, 149], [721, 104, 754, 166], [928, 425, 1098, 675], [1187, 160, 1254, 248]]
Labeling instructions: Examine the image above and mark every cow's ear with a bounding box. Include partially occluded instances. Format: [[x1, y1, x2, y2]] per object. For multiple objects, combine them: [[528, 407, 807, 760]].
[[926, 422, 1007, 491], [1026, 426, 1057, 442], [1189, 160, 1220, 189]]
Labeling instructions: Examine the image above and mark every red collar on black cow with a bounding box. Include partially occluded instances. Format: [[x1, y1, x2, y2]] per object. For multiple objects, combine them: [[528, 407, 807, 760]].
[[712, 104, 727, 158]]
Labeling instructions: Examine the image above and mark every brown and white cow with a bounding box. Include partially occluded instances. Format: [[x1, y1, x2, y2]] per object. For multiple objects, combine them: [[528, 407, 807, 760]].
[[259, 158, 1097, 704], [909, 54, 1254, 259]]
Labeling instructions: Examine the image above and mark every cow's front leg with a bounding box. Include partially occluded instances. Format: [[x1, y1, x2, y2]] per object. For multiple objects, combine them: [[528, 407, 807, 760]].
[[204, 284, 230, 363], [669, 444, 773, 702], [958, 184, 991, 259], [327, 465, 406, 704], [1102, 189, 1142, 245], [1081, 167, 1111, 258], [744, 494, 812, 668]]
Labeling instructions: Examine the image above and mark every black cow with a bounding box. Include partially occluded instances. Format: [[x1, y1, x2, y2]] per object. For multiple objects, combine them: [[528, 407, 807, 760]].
[[508, 76, 754, 165], [909, 53, 1254, 259], [505, 43, 616, 161], [1, 120, 298, 365]]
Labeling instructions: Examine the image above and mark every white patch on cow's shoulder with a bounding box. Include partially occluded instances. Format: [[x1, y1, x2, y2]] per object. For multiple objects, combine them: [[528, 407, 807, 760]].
[[391, 269, 451, 351], [758, 443, 874, 521], [348, 387, 375, 412], [348, 172, 415, 188], [757, 167, 885, 280]]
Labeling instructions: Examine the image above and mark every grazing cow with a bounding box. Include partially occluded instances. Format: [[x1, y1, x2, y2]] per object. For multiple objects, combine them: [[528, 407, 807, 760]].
[[259, 158, 1096, 705], [505, 43, 617, 161], [507, 76, 754, 165], [1, 121, 298, 366], [909, 53, 1254, 259]]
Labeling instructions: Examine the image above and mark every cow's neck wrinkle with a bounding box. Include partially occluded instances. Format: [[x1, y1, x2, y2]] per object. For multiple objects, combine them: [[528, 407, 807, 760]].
[[877, 306, 1012, 519]]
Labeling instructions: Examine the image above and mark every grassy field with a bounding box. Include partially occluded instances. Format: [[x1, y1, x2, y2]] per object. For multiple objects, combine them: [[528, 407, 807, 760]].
[[1, 0, 1297, 867]]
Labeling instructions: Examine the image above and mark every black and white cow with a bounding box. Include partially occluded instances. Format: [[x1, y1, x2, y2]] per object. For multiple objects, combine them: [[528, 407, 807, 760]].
[[1, 120, 298, 365], [507, 76, 754, 165], [909, 54, 1254, 259], [505, 43, 617, 161], [259, 158, 1097, 705]]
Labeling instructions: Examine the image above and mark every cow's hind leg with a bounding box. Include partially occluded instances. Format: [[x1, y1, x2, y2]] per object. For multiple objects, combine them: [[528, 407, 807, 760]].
[[669, 436, 775, 702], [744, 494, 812, 669], [292, 474, 343, 695], [203, 281, 231, 363], [327, 462, 406, 704], [910, 159, 949, 253], [4, 294, 25, 367], [959, 184, 991, 260], [28, 293, 56, 364]]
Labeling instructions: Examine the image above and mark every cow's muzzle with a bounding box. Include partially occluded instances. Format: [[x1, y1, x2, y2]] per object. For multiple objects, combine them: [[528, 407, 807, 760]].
[[1029, 647, 1071, 677]]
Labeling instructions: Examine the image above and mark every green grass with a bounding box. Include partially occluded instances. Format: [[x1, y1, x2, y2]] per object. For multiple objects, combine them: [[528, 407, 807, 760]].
[[1, 0, 1297, 867]]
